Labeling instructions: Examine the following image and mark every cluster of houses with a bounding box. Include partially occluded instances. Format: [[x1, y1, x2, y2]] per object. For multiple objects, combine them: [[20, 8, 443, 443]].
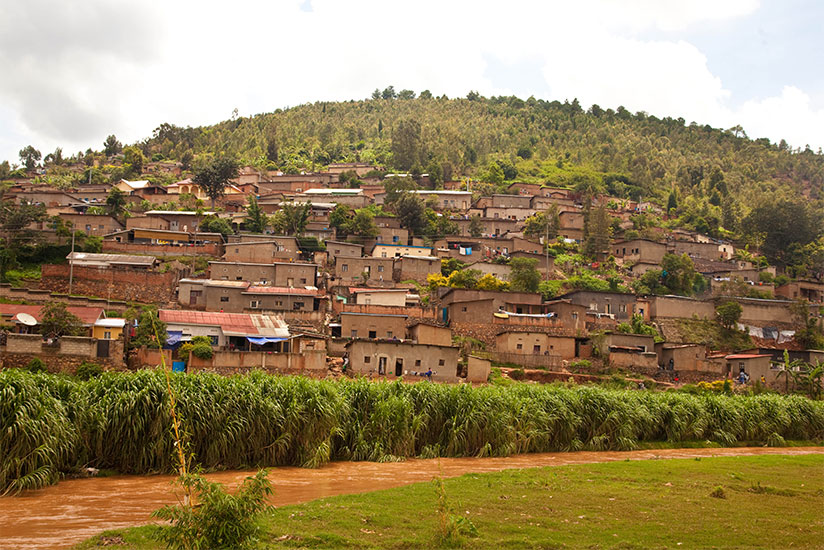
[[3, 162, 823, 385]]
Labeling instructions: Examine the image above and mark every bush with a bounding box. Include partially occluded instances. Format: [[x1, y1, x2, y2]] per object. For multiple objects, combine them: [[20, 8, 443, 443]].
[[75, 362, 103, 381], [25, 358, 47, 373], [191, 343, 214, 360], [509, 368, 525, 381], [152, 470, 273, 550]]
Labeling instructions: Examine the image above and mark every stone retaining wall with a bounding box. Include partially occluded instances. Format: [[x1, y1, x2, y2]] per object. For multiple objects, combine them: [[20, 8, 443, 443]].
[[40, 264, 179, 303]]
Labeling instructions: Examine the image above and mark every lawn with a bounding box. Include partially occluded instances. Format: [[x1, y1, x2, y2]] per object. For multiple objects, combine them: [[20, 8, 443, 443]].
[[75, 454, 823, 549]]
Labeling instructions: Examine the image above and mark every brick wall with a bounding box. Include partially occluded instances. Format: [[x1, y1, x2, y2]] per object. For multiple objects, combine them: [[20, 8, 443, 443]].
[[103, 241, 223, 257], [186, 350, 326, 375], [40, 264, 179, 303], [0, 284, 130, 312], [2, 334, 126, 370]]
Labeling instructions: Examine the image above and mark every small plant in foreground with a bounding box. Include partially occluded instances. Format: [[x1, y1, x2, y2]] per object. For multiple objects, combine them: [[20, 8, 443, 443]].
[[709, 486, 726, 499], [152, 469, 273, 550], [75, 361, 103, 381], [433, 476, 478, 547], [25, 357, 47, 373]]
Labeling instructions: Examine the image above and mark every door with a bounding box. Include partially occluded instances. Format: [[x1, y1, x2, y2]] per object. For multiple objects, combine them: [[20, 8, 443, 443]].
[[96, 339, 110, 358], [378, 357, 387, 375], [395, 358, 403, 376], [189, 290, 202, 306]]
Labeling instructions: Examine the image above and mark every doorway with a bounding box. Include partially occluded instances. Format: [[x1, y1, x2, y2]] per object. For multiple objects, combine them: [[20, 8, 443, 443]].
[[378, 356, 387, 375], [395, 358, 403, 376]]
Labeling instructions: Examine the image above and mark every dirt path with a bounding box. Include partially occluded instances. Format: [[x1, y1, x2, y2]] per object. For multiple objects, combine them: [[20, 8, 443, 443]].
[[1, 446, 821, 550]]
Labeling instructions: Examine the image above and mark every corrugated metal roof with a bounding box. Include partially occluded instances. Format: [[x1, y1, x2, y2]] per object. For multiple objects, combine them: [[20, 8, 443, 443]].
[[159, 310, 289, 337], [67, 252, 156, 265]]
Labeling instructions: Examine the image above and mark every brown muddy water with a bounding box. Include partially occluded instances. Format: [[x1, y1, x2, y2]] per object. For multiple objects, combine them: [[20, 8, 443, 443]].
[[1, 446, 821, 550]]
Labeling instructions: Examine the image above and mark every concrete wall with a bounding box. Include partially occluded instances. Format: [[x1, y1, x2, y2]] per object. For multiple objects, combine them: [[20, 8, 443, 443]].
[[408, 324, 452, 347], [347, 340, 460, 382], [187, 350, 326, 374], [0, 284, 129, 312], [2, 333, 125, 368], [649, 296, 716, 320], [103, 240, 223, 257], [341, 313, 407, 339], [466, 356, 491, 382], [495, 332, 576, 359], [609, 351, 658, 369]]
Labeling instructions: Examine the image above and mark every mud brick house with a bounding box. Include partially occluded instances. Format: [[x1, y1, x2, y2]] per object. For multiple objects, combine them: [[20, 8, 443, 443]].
[[8, 187, 87, 209], [558, 211, 585, 241], [345, 339, 460, 382], [298, 188, 368, 208], [332, 257, 394, 285], [178, 280, 322, 312], [557, 290, 637, 321], [326, 241, 364, 262], [654, 343, 707, 372], [723, 353, 775, 382], [510, 251, 555, 273], [453, 216, 519, 238], [495, 331, 576, 359], [351, 288, 408, 306], [612, 239, 668, 265], [775, 280, 824, 303], [407, 322, 452, 346], [375, 225, 408, 245], [394, 255, 440, 282], [326, 162, 377, 176], [671, 240, 734, 261], [465, 260, 512, 281], [57, 213, 124, 236], [595, 333, 658, 368], [409, 190, 472, 211], [208, 261, 317, 287], [440, 288, 545, 323], [160, 309, 290, 350], [66, 252, 158, 269], [340, 312, 408, 340], [141, 210, 217, 232], [543, 299, 589, 332], [223, 238, 300, 262]]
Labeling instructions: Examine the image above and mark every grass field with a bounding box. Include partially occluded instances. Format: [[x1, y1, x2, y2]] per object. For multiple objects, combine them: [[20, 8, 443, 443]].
[[76, 454, 824, 549]]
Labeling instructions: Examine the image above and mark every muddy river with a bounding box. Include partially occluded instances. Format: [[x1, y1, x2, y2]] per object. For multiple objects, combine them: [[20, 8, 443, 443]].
[[2, 446, 821, 550]]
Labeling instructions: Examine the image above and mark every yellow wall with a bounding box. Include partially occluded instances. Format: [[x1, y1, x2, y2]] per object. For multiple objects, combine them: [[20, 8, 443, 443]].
[[93, 326, 124, 340]]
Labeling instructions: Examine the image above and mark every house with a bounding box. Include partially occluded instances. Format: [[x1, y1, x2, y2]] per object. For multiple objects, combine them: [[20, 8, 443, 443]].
[[298, 188, 368, 208], [543, 299, 588, 332], [340, 312, 408, 340], [223, 238, 300, 262], [495, 331, 576, 359], [372, 243, 433, 258], [394, 255, 440, 282], [375, 226, 408, 245], [594, 333, 658, 368], [556, 290, 637, 321], [166, 178, 244, 200], [409, 190, 472, 210], [345, 339, 460, 382], [332, 257, 394, 285], [208, 261, 317, 287], [775, 280, 824, 303], [66, 252, 158, 269], [465, 261, 512, 281], [326, 241, 364, 261], [453, 217, 519, 238], [558, 211, 584, 241], [723, 354, 775, 382], [671, 240, 734, 261], [654, 343, 707, 372], [57, 214, 124, 236], [92, 318, 126, 340], [159, 309, 290, 350], [177, 280, 322, 312], [351, 288, 408, 307], [327, 162, 378, 176], [143, 210, 218, 233], [0, 304, 106, 336], [114, 179, 152, 194], [407, 322, 452, 347], [612, 239, 667, 265]]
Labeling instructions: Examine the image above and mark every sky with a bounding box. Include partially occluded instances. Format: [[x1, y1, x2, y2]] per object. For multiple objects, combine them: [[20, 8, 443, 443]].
[[1, 0, 822, 165]]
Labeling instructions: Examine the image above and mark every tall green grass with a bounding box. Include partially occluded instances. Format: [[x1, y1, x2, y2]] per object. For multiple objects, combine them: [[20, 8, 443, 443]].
[[2, 369, 823, 494]]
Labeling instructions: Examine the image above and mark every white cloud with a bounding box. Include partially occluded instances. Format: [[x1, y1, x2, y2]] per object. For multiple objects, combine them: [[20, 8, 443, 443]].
[[1, 0, 821, 164]]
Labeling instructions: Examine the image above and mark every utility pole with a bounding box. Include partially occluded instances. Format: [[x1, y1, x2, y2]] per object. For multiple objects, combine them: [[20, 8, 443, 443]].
[[68, 228, 76, 295]]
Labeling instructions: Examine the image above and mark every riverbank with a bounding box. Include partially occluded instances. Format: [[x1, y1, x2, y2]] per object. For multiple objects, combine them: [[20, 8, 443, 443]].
[[71, 452, 824, 550]]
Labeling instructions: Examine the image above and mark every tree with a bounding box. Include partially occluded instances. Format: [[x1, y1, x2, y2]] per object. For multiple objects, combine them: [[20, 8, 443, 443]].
[[742, 200, 821, 267], [509, 257, 541, 293], [19, 146, 41, 170], [106, 187, 128, 221], [329, 204, 352, 238], [617, 314, 658, 337], [381, 86, 397, 100], [391, 119, 424, 171], [424, 209, 459, 239], [790, 299, 824, 350], [524, 205, 560, 241], [660, 253, 699, 296], [199, 215, 233, 238], [583, 205, 611, 258], [244, 195, 268, 234], [193, 157, 239, 207], [0, 201, 46, 279], [347, 209, 379, 238], [122, 146, 145, 177], [468, 214, 484, 238], [394, 193, 426, 235], [476, 273, 509, 291], [130, 308, 167, 349], [39, 302, 84, 338], [715, 301, 743, 331], [276, 201, 312, 236], [103, 135, 122, 157]]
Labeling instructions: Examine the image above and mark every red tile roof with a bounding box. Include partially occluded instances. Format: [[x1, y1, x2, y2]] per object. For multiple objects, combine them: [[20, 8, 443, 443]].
[[0, 304, 104, 325]]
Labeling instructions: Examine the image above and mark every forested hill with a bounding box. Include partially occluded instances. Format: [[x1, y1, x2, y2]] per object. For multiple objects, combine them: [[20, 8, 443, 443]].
[[143, 92, 823, 208]]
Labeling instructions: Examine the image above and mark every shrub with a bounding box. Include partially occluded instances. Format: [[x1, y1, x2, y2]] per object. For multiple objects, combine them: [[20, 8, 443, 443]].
[[509, 368, 525, 381], [25, 358, 47, 373], [191, 343, 214, 360], [709, 486, 726, 499], [152, 470, 273, 550], [75, 362, 103, 381]]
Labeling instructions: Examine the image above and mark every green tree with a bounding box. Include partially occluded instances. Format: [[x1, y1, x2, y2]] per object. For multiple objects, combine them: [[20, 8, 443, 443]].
[[105, 187, 128, 221], [394, 193, 426, 235], [275, 201, 312, 236], [347, 209, 379, 238], [131, 308, 167, 349], [122, 146, 145, 177], [199, 216, 233, 238], [790, 299, 824, 350], [193, 157, 239, 207], [19, 146, 41, 170], [617, 314, 658, 337], [742, 200, 821, 267], [329, 204, 352, 238], [715, 301, 743, 330], [524, 205, 560, 241], [583, 205, 611, 258], [244, 195, 268, 234], [103, 135, 122, 157], [39, 302, 84, 338], [661, 253, 699, 296], [468, 214, 484, 238], [391, 119, 424, 171], [509, 257, 541, 293], [485, 162, 504, 184]]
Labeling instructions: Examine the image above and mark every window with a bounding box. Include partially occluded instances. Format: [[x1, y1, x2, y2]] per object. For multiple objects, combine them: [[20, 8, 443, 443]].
[[210, 336, 218, 346], [516, 343, 523, 350], [351, 330, 358, 338], [99, 224, 104, 230], [364, 356, 370, 363], [275, 300, 283, 306], [415, 359, 421, 366], [619, 304, 627, 313], [221, 276, 228, 280], [293, 301, 304, 310], [220, 296, 229, 302], [236, 276, 243, 280], [571, 312, 578, 320], [386, 331, 393, 338], [250, 300, 260, 308], [368, 330, 377, 338], [104, 331, 111, 339], [533, 345, 541, 354], [392, 236, 399, 242], [377, 265, 384, 272], [300, 278, 307, 284], [334, 249, 340, 254], [438, 359, 445, 366], [461, 307, 467, 312], [85, 224, 91, 231], [381, 252, 387, 258], [341, 264, 349, 272]]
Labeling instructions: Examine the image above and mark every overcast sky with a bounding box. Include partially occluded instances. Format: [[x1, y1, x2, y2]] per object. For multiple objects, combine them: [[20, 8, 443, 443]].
[[1, 0, 822, 165]]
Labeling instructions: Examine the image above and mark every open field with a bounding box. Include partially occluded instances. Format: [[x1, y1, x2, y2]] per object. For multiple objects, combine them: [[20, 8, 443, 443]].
[[74, 454, 824, 549]]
